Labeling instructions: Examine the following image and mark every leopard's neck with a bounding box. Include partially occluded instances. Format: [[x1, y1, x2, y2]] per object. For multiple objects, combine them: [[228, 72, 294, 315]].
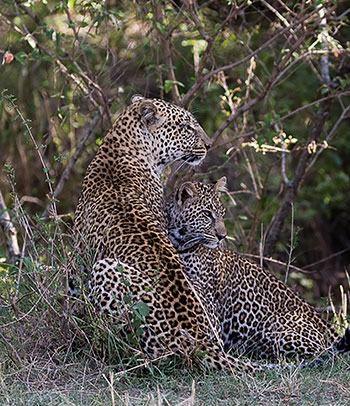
[[80, 127, 167, 233]]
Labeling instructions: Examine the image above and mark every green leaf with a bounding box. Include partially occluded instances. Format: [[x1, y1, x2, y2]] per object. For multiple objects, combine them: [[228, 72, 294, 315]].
[[164, 80, 184, 94], [46, 28, 54, 40], [123, 293, 132, 304], [14, 52, 27, 65], [111, 9, 124, 18], [31, 48, 40, 60], [155, 21, 167, 35], [134, 301, 149, 317], [42, 55, 54, 62]]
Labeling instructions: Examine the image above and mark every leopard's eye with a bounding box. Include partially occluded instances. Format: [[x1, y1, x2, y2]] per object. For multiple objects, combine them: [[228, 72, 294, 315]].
[[203, 210, 214, 220], [182, 122, 195, 132]]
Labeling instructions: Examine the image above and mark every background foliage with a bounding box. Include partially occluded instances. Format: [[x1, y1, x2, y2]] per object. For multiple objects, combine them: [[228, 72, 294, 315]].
[[1, 0, 349, 301], [0, 1, 350, 402]]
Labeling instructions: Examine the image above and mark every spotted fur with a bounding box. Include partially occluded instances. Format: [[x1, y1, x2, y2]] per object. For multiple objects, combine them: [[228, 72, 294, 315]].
[[167, 178, 350, 361], [73, 96, 267, 372]]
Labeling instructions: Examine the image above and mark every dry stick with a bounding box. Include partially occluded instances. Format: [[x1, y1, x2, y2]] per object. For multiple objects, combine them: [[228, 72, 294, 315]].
[[242, 252, 316, 274], [219, 20, 314, 146], [260, 0, 335, 90], [0, 189, 20, 262], [276, 126, 292, 187], [0, 331, 23, 367], [0, 267, 62, 328], [12, 105, 58, 222], [209, 25, 309, 146], [285, 202, 294, 284], [162, 35, 181, 104], [41, 114, 101, 218], [279, 91, 350, 122]]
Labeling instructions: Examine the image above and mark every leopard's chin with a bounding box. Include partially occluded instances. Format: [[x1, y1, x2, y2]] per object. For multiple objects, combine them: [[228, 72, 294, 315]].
[[202, 240, 221, 249]]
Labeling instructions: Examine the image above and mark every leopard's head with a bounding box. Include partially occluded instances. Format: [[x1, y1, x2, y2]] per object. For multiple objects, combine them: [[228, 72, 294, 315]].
[[130, 95, 211, 169], [167, 177, 227, 251]]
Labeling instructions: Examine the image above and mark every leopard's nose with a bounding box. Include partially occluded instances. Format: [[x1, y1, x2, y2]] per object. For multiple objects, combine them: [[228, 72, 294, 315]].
[[217, 231, 227, 241]]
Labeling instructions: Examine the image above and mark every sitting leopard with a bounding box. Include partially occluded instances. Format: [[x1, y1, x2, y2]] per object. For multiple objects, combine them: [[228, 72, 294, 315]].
[[73, 95, 267, 372], [166, 177, 350, 361]]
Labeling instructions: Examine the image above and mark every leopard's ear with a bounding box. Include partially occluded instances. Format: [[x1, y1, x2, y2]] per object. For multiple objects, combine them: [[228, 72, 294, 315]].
[[214, 176, 228, 193], [130, 94, 144, 104], [177, 182, 197, 208], [139, 99, 162, 127]]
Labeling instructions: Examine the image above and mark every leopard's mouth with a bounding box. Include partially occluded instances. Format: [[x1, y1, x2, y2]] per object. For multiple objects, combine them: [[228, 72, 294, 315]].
[[201, 233, 226, 249], [202, 239, 221, 249], [183, 151, 206, 166]]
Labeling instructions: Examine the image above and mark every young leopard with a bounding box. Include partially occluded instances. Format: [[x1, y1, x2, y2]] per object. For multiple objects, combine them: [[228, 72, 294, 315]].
[[167, 178, 350, 361], [73, 95, 267, 372]]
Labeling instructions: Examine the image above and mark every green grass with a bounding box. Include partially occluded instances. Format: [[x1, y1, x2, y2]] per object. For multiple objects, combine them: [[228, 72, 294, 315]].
[[1, 348, 350, 406]]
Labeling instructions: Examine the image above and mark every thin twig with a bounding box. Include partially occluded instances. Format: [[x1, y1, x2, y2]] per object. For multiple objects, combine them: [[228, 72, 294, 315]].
[[275, 124, 291, 187], [278, 91, 350, 122], [241, 253, 315, 275], [285, 203, 294, 284], [42, 114, 101, 218], [181, 7, 323, 105], [303, 248, 350, 270]]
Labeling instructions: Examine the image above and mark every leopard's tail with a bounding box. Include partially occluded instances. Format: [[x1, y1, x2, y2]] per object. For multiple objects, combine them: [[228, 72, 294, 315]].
[[335, 325, 350, 353]]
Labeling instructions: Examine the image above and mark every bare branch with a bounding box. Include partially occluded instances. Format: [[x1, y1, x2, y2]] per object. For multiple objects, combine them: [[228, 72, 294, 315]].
[[318, 6, 332, 87], [154, 4, 181, 104], [42, 114, 102, 218], [210, 24, 311, 145], [303, 248, 350, 270], [242, 253, 316, 275], [183, 0, 241, 82], [279, 91, 350, 122], [274, 123, 292, 187]]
